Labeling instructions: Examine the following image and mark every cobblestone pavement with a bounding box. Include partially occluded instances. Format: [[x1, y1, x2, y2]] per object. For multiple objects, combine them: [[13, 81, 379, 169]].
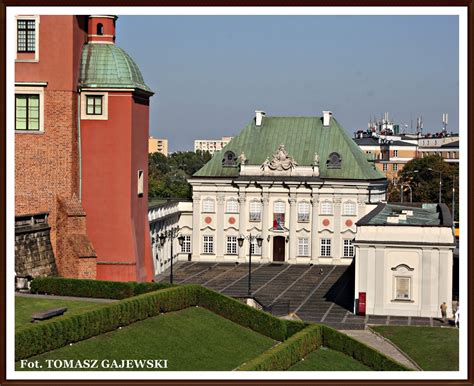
[[156, 262, 445, 330]]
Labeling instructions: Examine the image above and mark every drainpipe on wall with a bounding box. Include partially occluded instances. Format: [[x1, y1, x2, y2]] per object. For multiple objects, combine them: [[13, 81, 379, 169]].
[[77, 92, 82, 201]]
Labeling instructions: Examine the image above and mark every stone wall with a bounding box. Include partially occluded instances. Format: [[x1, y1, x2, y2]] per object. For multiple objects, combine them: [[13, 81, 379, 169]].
[[15, 213, 57, 277]]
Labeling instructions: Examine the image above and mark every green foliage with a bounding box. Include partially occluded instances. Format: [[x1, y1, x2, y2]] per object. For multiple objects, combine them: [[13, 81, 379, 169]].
[[288, 348, 372, 371], [238, 324, 323, 371], [321, 325, 410, 371], [196, 286, 306, 341], [30, 277, 173, 300], [148, 150, 212, 200], [16, 286, 199, 360], [389, 155, 459, 221]]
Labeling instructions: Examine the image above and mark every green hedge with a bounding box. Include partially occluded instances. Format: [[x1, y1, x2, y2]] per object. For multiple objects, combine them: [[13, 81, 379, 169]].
[[30, 277, 173, 299], [16, 285, 199, 360], [196, 286, 306, 341], [238, 324, 323, 371], [321, 325, 410, 371]]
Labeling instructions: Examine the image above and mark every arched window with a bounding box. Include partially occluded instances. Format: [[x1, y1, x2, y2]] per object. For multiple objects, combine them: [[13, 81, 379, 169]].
[[297, 202, 310, 222], [249, 200, 262, 221], [226, 198, 238, 213], [320, 200, 333, 215], [273, 201, 285, 214], [97, 23, 104, 35], [343, 201, 356, 216], [202, 198, 215, 213]]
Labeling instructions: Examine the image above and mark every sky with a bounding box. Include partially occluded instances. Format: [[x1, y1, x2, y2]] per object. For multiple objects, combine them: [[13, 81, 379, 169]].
[[116, 15, 459, 152]]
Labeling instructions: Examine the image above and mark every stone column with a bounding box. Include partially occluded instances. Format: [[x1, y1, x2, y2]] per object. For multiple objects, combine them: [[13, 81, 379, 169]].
[[238, 192, 247, 261], [333, 197, 342, 262], [311, 195, 319, 263], [261, 191, 270, 262], [288, 196, 297, 262], [192, 195, 201, 260], [216, 194, 225, 260]]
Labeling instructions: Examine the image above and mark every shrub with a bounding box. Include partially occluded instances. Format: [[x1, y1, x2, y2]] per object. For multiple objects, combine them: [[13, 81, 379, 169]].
[[196, 286, 306, 341], [238, 324, 323, 371], [321, 325, 410, 371], [30, 277, 172, 300], [16, 285, 198, 360]]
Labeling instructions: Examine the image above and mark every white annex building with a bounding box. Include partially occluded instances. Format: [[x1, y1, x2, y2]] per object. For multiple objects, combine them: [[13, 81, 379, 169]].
[[149, 110, 455, 318]]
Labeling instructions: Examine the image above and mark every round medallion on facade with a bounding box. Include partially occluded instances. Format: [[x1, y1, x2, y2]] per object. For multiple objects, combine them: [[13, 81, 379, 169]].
[[322, 219, 330, 226], [345, 219, 353, 227], [204, 216, 212, 224], [228, 217, 236, 225]]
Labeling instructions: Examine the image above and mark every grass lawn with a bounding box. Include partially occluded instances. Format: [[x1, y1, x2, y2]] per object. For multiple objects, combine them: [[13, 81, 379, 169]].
[[16, 306, 276, 371], [372, 326, 459, 371], [289, 347, 372, 371], [16, 296, 107, 330]]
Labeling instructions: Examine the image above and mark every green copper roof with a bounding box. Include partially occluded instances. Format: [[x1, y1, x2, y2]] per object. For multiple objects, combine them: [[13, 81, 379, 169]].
[[194, 116, 385, 180], [79, 44, 152, 93]]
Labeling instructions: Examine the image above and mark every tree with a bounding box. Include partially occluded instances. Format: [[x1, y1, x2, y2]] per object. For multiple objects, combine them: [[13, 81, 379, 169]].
[[390, 155, 459, 221], [148, 150, 212, 200]]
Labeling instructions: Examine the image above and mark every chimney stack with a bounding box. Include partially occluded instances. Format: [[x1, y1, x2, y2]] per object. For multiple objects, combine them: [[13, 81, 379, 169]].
[[322, 111, 332, 127], [255, 110, 266, 127]]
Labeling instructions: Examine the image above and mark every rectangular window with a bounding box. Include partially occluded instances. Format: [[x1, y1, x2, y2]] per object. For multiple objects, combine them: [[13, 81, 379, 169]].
[[320, 201, 333, 215], [298, 238, 309, 257], [202, 198, 215, 213], [86, 95, 103, 115], [203, 235, 214, 254], [250, 239, 262, 255], [382, 163, 388, 172], [226, 199, 238, 213], [181, 235, 191, 253], [343, 239, 354, 258], [320, 239, 331, 257], [298, 202, 310, 222], [15, 94, 39, 131], [226, 236, 237, 255], [17, 19, 36, 52], [393, 164, 398, 172], [137, 170, 144, 196], [249, 200, 262, 221], [395, 277, 411, 300], [393, 150, 398, 157], [343, 201, 356, 216], [273, 201, 285, 214]]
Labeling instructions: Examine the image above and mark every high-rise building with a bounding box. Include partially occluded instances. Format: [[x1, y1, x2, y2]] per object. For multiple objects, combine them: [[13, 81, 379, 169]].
[[194, 136, 233, 155], [148, 136, 169, 156]]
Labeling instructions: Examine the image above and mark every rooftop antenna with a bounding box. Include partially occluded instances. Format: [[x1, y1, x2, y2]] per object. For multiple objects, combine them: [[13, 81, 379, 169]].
[[442, 113, 448, 133]]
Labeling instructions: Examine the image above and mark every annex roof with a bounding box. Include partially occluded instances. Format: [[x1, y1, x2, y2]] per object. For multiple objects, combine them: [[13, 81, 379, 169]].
[[194, 116, 385, 180], [79, 44, 153, 94], [356, 203, 452, 227]]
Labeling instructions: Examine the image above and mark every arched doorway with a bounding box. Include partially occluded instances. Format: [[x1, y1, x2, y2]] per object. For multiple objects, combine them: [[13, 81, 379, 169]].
[[273, 236, 285, 262]]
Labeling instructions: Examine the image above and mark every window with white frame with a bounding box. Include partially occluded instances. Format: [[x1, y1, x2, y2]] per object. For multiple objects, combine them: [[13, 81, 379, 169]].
[[393, 163, 398, 172], [249, 200, 262, 221], [226, 198, 239, 213], [343, 201, 356, 216], [250, 238, 262, 255], [320, 201, 333, 215], [226, 236, 238, 255], [181, 235, 191, 253], [343, 239, 354, 258], [298, 202, 310, 222], [298, 238, 309, 257], [395, 277, 411, 300], [273, 201, 286, 214], [203, 235, 214, 254], [320, 238, 331, 257], [393, 150, 398, 157], [383, 163, 388, 172], [202, 198, 215, 213]]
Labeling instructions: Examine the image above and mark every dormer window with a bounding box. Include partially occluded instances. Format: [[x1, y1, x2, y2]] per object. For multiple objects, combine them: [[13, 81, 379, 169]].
[[97, 23, 104, 35]]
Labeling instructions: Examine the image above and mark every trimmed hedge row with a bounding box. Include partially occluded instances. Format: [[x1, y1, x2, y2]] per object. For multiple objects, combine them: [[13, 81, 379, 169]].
[[16, 285, 199, 360], [30, 277, 173, 299], [238, 324, 323, 371], [321, 325, 410, 371], [197, 286, 306, 341]]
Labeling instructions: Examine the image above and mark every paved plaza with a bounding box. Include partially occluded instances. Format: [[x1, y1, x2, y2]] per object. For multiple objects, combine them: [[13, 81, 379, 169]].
[[155, 262, 447, 330]]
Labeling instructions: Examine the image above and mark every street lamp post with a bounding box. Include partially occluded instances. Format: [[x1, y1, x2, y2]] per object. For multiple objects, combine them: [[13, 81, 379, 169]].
[[237, 234, 264, 297], [159, 227, 185, 284], [427, 168, 443, 204]]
